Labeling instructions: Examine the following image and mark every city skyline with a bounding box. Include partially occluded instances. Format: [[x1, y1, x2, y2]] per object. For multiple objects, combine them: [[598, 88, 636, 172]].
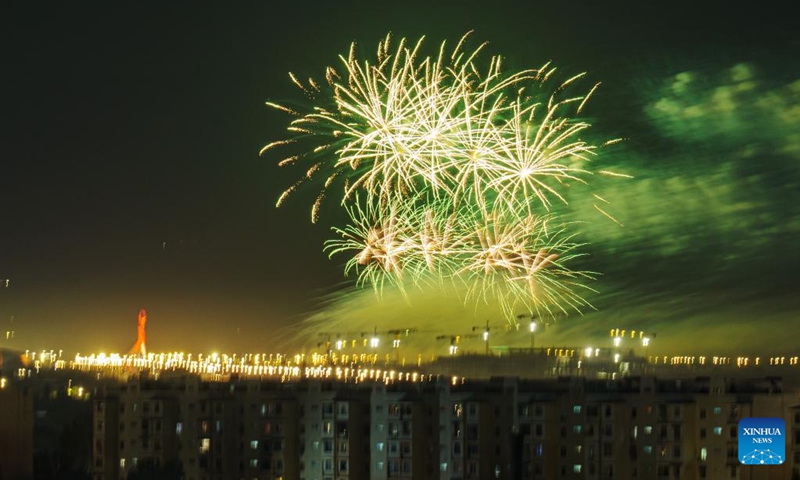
[[2, 2, 798, 355]]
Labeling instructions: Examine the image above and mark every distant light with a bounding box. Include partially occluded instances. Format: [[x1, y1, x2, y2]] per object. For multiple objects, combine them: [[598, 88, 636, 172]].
[[585, 347, 593, 358], [370, 337, 379, 348], [482, 331, 489, 341], [642, 337, 650, 347], [613, 337, 621, 347], [529, 322, 536, 333]]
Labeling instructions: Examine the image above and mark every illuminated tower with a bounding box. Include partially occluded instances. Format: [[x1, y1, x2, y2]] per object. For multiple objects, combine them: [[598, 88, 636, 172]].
[[127, 309, 147, 356]]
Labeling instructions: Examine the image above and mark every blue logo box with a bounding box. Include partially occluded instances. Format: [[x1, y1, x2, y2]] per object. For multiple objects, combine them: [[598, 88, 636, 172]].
[[738, 417, 785, 465]]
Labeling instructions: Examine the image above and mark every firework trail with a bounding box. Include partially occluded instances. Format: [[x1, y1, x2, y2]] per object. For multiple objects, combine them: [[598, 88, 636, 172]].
[[264, 32, 623, 321]]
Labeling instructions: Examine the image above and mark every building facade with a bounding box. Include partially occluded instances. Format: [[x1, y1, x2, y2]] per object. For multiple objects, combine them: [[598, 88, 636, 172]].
[[0, 382, 34, 479], [93, 374, 800, 480]]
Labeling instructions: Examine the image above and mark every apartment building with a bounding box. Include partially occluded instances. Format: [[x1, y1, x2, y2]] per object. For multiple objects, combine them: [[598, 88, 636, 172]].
[[93, 374, 799, 480], [0, 382, 34, 479]]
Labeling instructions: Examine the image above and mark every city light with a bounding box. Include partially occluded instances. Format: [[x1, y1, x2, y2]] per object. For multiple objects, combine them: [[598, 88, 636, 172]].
[[11, 331, 800, 392], [66, 349, 438, 386]]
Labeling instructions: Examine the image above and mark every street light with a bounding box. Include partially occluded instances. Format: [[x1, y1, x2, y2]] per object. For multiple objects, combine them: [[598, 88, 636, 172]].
[[472, 320, 491, 356], [437, 335, 464, 356], [517, 313, 538, 353]]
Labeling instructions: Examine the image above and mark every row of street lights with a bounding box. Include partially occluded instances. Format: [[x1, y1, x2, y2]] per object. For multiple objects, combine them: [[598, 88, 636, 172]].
[[315, 320, 654, 360], [610, 328, 655, 362], [470, 314, 552, 356]]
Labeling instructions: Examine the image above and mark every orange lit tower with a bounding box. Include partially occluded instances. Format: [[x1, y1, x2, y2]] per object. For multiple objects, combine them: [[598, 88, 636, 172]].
[[127, 309, 147, 356]]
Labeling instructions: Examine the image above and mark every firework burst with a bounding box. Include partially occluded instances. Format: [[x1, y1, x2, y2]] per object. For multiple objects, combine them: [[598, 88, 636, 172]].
[[265, 32, 624, 321]]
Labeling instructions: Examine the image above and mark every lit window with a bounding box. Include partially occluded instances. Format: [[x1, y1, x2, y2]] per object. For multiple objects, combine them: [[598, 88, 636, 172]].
[[713, 427, 722, 436], [376, 442, 385, 451], [701, 447, 707, 461], [250, 440, 258, 450], [644, 446, 653, 454], [573, 465, 582, 473], [175, 422, 182, 436], [250, 459, 258, 468], [644, 426, 652, 434], [573, 405, 582, 414], [713, 407, 722, 415], [199, 438, 210, 454]]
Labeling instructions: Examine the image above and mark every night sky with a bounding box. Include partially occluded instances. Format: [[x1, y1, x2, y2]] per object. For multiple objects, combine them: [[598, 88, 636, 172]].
[[2, 1, 798, 355]]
